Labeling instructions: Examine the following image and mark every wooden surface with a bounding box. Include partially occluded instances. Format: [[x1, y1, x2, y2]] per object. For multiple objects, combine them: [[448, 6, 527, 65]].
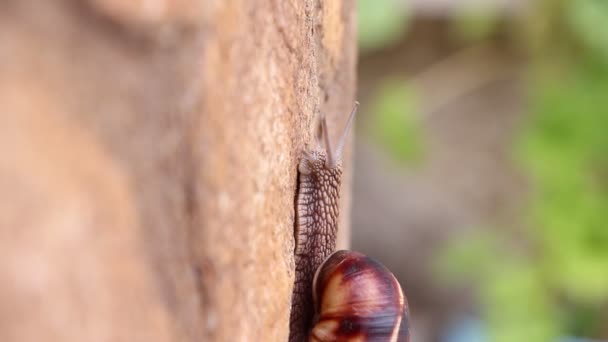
[[0, 1, 356, 341]]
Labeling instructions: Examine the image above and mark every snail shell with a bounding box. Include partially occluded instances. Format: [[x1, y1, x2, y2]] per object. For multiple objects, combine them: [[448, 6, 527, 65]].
[[310, 250, 410, 342]]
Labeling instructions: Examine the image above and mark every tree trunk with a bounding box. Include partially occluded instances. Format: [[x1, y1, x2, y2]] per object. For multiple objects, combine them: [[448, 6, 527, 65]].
[[0, 1, 356, 341]]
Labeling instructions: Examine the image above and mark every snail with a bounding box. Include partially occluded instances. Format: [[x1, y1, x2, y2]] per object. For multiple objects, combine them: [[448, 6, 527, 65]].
[[289, 102, 410, 341]]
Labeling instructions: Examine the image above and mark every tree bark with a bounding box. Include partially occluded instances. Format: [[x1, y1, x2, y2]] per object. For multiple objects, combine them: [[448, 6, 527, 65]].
[[0, 1, 356, 341]]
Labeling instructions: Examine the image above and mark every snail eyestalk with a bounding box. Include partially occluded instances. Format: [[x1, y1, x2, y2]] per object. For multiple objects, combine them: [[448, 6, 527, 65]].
[[334, 101, 359, 162], [326, 101, 359, 168], [320, 116, 334, 168]]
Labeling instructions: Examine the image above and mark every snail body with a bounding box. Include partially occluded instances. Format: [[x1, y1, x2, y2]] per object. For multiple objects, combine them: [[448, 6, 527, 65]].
[[289, 104, 358, 341], [310, 250, 409, 342], [289, 102, 410, 342]]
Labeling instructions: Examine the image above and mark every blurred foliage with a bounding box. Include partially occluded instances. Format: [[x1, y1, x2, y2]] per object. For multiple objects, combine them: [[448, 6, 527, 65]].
[[368, 80, 424, 164], [565, 1, 608, 60], [358, 0, 409, 53], [359, 0, 608, 340], [358, 0, 421, 166], [441, 0, 608, 340], [453, 4, 501, 42], [522, 64, 608, 303]]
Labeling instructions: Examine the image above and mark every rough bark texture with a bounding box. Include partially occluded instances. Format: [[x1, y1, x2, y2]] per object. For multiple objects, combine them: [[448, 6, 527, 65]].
[[0, 1, 356, 341]]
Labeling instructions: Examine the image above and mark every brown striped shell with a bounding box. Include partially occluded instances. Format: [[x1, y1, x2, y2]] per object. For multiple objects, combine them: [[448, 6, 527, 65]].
[[310, 250, 410, 342]]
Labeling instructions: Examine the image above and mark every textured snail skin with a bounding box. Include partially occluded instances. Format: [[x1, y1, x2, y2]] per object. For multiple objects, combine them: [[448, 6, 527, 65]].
[[290, 150, 342, 342], [310, 250, 410, 342]]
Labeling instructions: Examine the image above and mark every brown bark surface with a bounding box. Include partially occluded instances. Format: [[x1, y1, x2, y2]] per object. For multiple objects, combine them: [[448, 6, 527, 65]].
[[0, 1, 356, 341]]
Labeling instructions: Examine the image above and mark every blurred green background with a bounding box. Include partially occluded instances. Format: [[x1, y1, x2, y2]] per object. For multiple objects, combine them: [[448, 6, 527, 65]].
[[353, 0, 608, 341]]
